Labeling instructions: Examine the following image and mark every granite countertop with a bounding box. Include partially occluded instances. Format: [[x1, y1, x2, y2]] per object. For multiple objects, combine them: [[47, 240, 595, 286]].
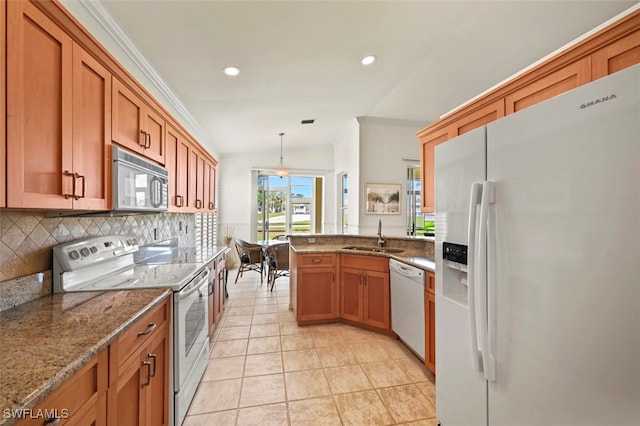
[[0, 289, 171, 425], [290, 242, 435, 272]]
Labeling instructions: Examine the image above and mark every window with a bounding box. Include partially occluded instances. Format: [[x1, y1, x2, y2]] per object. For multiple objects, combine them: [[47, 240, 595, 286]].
[[257, 174, 323, 240]]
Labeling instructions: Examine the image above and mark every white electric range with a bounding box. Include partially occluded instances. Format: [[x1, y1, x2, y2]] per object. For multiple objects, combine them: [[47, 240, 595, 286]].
[[52, 235, 211, 426]]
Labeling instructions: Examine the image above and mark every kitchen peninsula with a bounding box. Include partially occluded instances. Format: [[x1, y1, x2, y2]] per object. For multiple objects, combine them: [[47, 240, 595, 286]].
[[288, 235, 435, 329]]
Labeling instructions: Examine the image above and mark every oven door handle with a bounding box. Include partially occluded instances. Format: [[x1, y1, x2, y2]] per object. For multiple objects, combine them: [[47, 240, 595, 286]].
[[178, 268, 210, 300]]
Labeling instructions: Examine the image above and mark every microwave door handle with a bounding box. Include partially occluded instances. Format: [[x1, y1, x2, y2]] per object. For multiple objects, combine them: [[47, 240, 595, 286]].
[[149, 176, 163, 208]]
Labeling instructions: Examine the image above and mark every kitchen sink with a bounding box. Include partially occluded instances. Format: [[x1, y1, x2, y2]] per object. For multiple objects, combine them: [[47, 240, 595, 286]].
[[341, 246, 404, 254]]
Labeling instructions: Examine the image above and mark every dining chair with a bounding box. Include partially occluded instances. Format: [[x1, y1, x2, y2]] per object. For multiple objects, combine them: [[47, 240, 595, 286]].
[[233, 239, 264, 283], [265, 242, 290, 291]]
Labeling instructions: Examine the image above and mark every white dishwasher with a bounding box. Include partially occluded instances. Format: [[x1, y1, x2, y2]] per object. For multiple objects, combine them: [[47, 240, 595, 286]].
[[389, 258, 425, 360]]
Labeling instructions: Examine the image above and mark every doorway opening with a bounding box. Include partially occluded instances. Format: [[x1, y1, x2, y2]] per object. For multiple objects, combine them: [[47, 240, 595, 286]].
[[257, 174, 323, 240]]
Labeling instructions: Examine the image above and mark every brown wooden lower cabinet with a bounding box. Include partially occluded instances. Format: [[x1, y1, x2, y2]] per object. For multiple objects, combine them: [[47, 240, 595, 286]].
[[14, 350, 108, 426], [340, 255, 390, 331], [209, 252, 227, 336], [108, 297, 171, 426], [293, 253, 338, 322], [425, 271, 436, 373]]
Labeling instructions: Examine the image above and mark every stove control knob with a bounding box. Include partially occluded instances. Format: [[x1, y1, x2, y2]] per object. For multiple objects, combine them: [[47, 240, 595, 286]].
[[80, 247, 90, 257], [90, 246, 98, 254], [69, 250, 80, 260]]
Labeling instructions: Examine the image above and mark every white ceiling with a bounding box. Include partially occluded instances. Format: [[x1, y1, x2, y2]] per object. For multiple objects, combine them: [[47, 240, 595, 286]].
[[97, 0, 636, 156]]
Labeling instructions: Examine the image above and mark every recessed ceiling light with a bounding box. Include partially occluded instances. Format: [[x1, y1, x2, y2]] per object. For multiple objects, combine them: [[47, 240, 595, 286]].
[[361, 55, 376, 66], [223, 66, 240, 76]]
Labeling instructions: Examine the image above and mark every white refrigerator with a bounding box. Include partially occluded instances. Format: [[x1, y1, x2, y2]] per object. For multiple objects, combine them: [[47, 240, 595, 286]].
[[434, 64, 639, 426]]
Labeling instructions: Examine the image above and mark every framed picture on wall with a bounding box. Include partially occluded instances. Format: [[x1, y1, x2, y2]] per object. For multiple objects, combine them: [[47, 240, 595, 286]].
[[365, 183, 401, 214]]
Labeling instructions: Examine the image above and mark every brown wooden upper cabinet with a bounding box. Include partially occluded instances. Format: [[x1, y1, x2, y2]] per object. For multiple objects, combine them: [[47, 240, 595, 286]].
[[6, 1, 110, 210], [505, 57, 591, 115], [417, 9, 640, 214], [419, 127, 450, 213], [591, 28, 640, 80], [204, 159, 217, 212], [112, 78, 165, 165], [165, 124, 191, 212], [450, 99, 505, 137]]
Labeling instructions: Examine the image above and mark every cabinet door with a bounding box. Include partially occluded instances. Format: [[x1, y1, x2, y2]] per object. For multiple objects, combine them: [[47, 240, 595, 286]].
[[216, 256, 226, 319], [425, 291, 436, 373], [419, 127, 450, 213], [591, 29, 640, 80], [142, 106, 165, 165], [205, 160, 216, 211], [426, 271, 435, 294], [72, 43, 111, 210], [450, 99, 505, 137], [505, 57, 591, 114], [1, 0, 5, 208], [166, 125, 190, 211], [362, 270, 390, 330], [6, 0, 74, 209], [188, 148, 202, 211], [112, 78, 145, 155], [208, 261, 216, 336], [195, 152, 206, 210], [145, 329, 170, 426], [340, 268, 363, 323], [297, 267, 338, 321], [111, 350, 145, 426]]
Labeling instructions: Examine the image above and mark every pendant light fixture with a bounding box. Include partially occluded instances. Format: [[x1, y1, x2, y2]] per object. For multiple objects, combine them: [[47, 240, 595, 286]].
[[273, 132, 289, 177]]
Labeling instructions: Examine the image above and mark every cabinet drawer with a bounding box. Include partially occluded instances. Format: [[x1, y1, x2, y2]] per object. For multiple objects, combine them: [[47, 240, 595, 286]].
[[117, 300, 169, 365], [426, 271, 435, 294], [299, 253, 336, 267], [341, 254, 388, 272], [15, 350, 107, 426]]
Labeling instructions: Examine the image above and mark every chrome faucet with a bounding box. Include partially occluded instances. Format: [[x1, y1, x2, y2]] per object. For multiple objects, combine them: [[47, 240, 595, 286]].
[[377, 219, 386, 247]]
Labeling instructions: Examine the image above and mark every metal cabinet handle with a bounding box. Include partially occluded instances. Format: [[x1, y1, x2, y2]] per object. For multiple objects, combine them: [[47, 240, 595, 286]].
[[137, 322, 157, 336], [364, 274, 368, 286], [311, 258, 322, 263], [176, 195, 184, 207], [359, 273, 363, 285], [142, 360, 152, 387], [148, 353, 157, 377], [63, 170, 75, 199], [74, 173, 86, 200], [195, 199, 203, 209], [140, 130, 147, 147], [145, 133, 151, 148], [208, 201, 214, 210]]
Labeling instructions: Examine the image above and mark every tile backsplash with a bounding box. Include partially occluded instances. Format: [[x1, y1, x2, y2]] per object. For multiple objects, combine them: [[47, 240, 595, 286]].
[[0, 210, 205, 283]]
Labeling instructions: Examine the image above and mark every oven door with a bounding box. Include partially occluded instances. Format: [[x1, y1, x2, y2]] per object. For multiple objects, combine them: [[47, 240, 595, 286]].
[[173, 266, 210, 391]]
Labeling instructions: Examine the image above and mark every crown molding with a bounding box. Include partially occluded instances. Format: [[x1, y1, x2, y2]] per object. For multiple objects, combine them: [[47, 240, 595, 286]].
[[78, 0, 208, 144]]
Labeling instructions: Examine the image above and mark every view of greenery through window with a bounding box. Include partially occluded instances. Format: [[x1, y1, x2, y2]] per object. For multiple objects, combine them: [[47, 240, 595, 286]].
[[257, 175, 315, 240]]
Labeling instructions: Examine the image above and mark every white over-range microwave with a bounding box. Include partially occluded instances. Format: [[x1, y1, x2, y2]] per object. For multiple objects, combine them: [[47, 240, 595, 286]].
[[112, 145, 169, 212]]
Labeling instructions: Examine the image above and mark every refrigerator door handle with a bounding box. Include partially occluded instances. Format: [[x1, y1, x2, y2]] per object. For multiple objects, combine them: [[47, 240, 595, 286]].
[[467, 182, 483, 373], [479, 181, 496, 381]]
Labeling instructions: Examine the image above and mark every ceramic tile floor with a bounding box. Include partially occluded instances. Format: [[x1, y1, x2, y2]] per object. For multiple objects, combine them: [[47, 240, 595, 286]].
[[184, 269, 438, 426]]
